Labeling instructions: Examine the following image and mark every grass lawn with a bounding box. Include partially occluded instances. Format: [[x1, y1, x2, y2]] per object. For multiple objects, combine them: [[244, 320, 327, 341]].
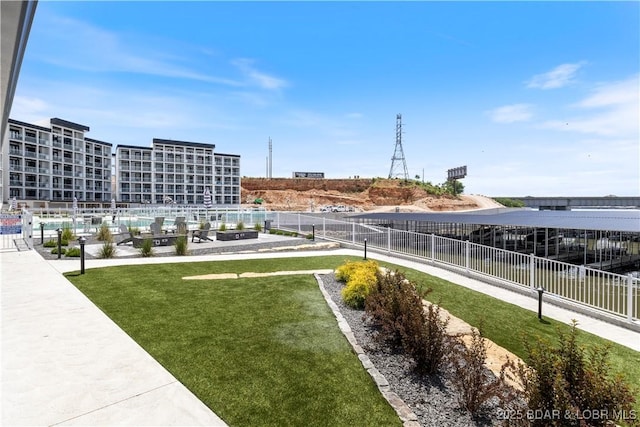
[[67, 256, 401, 427], [65, 255, 640, 424]]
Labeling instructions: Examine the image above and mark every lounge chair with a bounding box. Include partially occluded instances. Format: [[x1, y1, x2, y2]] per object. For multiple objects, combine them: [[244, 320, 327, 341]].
[[154, 216, 165, 229], [175, 222, 188, 235], [116, 224, 134, 246], [191, 222, 213, 243], [168, 216, 186, 233], [149, 222, 163, 236]]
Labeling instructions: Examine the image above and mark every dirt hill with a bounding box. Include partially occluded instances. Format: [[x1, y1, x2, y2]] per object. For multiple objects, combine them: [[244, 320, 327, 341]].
[[241, 178, 502, 212]]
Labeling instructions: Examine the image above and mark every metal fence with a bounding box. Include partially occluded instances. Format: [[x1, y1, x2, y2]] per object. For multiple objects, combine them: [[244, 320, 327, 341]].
[[272, 212, 639, 324], [0, 212, 33, 250]]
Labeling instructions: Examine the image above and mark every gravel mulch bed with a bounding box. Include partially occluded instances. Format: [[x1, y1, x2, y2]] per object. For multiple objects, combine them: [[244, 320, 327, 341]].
[[319, 273, 501, 427]]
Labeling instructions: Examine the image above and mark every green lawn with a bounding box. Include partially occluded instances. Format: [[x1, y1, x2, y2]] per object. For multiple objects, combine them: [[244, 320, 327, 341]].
[[65, 255, 640, 424], [67, 256, 401, 427]]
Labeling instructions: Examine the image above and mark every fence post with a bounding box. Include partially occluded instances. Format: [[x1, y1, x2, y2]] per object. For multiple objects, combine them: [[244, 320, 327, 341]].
[[298, 214, 301, 233], [351, 222, 356, 245], [465, 240, 470, 273], [322, 217, 326, 238], [387, 227, 391, 253], [529, 253, 535, 292], [430, 233, 435, 261], [628, 274, 634, 323]]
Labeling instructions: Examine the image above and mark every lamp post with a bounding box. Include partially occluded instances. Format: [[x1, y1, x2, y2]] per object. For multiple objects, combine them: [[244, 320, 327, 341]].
[[40, 222, 45, 245], [537, 286, 545, 320], [56, 228, 62, 259], [78, 236, 86, 274], [312, 224, 315, 241], [364, 238, 367, 260]]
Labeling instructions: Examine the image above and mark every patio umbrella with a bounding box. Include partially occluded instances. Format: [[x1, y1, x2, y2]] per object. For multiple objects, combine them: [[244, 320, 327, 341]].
[[203, 188, 212, 219], [111, 198, 117, 221], [72, 196, 78, 229]]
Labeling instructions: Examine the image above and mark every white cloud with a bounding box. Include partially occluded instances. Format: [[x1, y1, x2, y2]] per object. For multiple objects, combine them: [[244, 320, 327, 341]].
[[539, 75, 639, 137], [486, 104, 533, 123], [232, 58, 288, 90], [345, 112, 364, 119], [34, 13, 243, 86], [527, 62, 586, 89]]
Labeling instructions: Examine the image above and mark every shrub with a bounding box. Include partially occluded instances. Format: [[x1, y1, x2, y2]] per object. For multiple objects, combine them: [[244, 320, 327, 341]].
[[219, 223, 227, 231], [64, 247, 81, 257], [254, 223, 262, 232], [341, 268, 377, 309], [337, 260, 379, 309], [506, 320, 636, 427], [98, 241, 116, 259], [364, 269, 448, 375], [411, 301, 450, 375], [128, 225, 140, 235], [305, 233, 313, 240], [61, 223, 75, 241], [236, 221, 245, 230], [450, 327, 510, 414], [269, 229, 277, 234], [175, 235, 188, 256], [46, 238, 69, 247], [51, 247, 66, 255], [96, 223, 113, 242], [365, 269, 429, 348], [139, 238, 155, 257], [43, 239, 57, 248]]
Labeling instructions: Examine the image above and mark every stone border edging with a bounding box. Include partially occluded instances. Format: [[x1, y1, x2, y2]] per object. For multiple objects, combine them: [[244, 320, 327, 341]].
[[314, 273, 421, 427]]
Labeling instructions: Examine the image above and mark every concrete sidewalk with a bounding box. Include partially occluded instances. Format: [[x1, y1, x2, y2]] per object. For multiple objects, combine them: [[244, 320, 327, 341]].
[[2, 245, 638, 426], [1, 249, 227, 426]]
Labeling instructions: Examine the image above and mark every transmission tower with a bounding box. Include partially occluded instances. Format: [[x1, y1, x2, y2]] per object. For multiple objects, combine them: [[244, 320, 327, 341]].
[[388, 113, 409, 180]]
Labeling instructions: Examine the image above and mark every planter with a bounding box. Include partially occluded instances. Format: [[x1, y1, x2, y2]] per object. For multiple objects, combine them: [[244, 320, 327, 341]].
[[132, 235, 180, 248], [216, 230, 259, 241]]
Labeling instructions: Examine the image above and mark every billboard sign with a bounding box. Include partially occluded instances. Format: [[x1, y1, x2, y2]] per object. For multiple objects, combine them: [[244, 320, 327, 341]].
[[447, 165, 467, 181], [293, 172, 325, 178]]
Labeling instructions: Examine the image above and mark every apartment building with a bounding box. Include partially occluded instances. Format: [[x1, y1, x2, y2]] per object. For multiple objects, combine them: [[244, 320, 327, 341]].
[[3, 119, 241, 207], [115, 138, 241, 205], [3, 118, 112, 207]]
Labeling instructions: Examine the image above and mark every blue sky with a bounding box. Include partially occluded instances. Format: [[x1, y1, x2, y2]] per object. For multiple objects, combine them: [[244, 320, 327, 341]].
[[11, 1, 639, 196]]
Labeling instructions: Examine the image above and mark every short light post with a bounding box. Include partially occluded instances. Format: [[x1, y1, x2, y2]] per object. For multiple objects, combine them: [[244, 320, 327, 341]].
[[56, 228, 62, 259], [537, 286, 545, 320], [312, 224, 315, 241], [78, 236, 86, 274], [364, 238, 367, 260], [40, 222, 45, 245]]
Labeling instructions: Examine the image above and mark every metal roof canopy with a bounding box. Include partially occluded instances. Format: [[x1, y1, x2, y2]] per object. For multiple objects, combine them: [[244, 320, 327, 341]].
[[350, 208, 640, 233]]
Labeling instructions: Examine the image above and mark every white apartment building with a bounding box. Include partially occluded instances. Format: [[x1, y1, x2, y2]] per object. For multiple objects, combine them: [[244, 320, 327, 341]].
[[115, 138, 241, 205], [3, 118, 112, 207]]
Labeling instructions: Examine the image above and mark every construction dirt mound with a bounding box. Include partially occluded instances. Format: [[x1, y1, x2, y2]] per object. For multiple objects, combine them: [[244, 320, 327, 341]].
[[241, 178, 503, 212]]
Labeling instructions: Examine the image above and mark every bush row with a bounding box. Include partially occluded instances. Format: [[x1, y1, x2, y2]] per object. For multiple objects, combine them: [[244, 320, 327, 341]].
[[335, 260, 637, 422]]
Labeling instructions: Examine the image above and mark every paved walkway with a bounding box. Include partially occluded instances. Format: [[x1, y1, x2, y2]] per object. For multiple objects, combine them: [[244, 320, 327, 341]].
[[2, 243, 639, 426]]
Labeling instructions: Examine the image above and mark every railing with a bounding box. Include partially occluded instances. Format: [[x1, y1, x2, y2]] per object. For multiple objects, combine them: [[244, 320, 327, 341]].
[[0, 212, 33, 250], [272, 212, 639, 325]]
